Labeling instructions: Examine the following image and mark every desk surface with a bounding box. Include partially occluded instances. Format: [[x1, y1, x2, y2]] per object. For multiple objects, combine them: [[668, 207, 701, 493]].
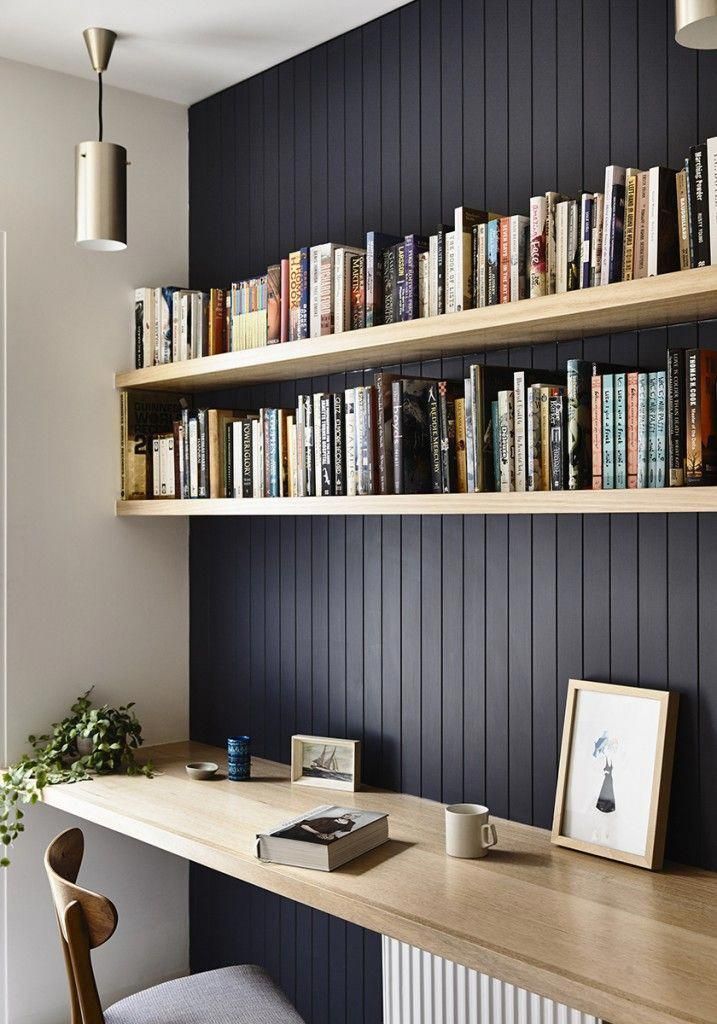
[[41, 742, 717, 1024]]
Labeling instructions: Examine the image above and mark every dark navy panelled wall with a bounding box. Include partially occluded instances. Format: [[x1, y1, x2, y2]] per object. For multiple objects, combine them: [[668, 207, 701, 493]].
[[188, 2, 717, 1020]]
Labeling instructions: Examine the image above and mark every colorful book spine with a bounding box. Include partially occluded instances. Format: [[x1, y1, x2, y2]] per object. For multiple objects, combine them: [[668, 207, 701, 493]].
[[455, 398, 468, 492], [567, 359, 592, 490], [555, 200, 568, 293], [549, 389, 566, 491], [529, 196, 547, 298], [633, 171, 649, 278], [404, 235, 429, 320], [526, 384, 542, 491], [614, 372, 627, 488], [365, 231, 401, 327], [591, 374, 602, 489], [667, 349, 685, 486], [289, 247, 310, 341], [685, 349, 717, 484], [580, 193, 593, 288], [647, 373, 659, 487], [486, 219, 500, 305], [491, 400, 501, 491], [655, 371, 667, 487], [622, 172, 638, 281], [590, 193, 604, 287], [676, 169, 691, 271], [498, 390, 515, 492], [707, 136, 717, 265], [688, 144, 710, 267], [464, 383, 475, 492], [350, 253, 366, 330], [499, 217, 511, 303], [627, 371, 639, 488], [513, 371, 527, 492], [637, 373, 649, 488], [602, 374, 615, 489], [427, 383, 442, 493]]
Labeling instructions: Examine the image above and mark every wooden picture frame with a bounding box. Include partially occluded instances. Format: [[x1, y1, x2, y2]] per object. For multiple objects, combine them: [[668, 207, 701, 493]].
[[551, 679, 679, 870], [290, 735, 361, 792]]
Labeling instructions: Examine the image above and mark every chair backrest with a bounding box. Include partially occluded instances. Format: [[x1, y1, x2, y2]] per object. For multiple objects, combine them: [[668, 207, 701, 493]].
[[45, 828, 118, 1024]]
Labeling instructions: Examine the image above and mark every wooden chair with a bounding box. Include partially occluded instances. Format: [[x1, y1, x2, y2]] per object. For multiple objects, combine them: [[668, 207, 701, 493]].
[[45, 828, 306, 1024]]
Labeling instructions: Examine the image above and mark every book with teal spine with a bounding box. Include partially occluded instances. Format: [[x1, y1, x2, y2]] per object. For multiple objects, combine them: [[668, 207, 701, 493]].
[[614, 372, 627, 489], [602, 374, 615, 489], [637, 373, 649, 487]]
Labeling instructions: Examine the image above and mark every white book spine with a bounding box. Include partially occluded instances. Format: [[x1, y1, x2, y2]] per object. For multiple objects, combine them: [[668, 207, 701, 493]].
[[313, 392, 322, 495], [709, 137, 717, 265], [514, 371, 527, 491], [428, 235, 438, 317], [188, 418, 199, 498], [345, 389, 357, 496], [526, 385, 541, 491], [601, 166, 615, 284], [529, 197, 547, 298], [445, 232, 456, 313], [647, 166, 659, 278], [464, 380, 475, 492], [418, 251, 429, 317], [160, 436, 175, 497], [556, 202, 568, 293], [309, 246, 322, 338], [152, 437, 161, 497], [591, 193, 604, 287], [498, 390, 515, 493], [152, 287, 162, 365], [296, 400, 305, 498]]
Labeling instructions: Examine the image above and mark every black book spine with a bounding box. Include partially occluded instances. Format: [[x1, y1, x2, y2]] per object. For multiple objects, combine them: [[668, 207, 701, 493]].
[[549, 392, 565, 491], [392, 380, 403, 495], [437, 226, 447, 315], [427, 383, 442, 493], [668, 349, 685, 486], [134, 296, 144, 369], [320, 395, 333, 496], [304, 395, 315, 496], [383, 248, 396, 325], [438, 384, 452, 494], [225, 422, 233, 498], [197, 409, 208, 498], [181, 408, 190, 499], [241, 420, 253, 498], [471, 224, 479, 309], [333, 392, 345, 495], [608, 184, 626, 284], [689, 144, 710, 267]]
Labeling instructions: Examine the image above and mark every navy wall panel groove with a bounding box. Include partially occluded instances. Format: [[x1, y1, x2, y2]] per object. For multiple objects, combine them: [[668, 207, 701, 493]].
[[188, 2, 717, 1019]]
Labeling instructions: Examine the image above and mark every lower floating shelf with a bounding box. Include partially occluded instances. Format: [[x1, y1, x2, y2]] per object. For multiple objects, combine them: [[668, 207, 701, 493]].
[[116, 488, 717, 517]]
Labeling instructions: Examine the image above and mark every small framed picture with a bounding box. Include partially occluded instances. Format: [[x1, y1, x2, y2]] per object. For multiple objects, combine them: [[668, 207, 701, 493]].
[[551, 679, 679, 870], [290, 735, 361, 792]]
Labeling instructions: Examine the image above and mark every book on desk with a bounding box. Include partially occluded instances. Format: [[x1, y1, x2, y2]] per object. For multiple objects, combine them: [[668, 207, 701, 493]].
[[256, 805, 389, 871]]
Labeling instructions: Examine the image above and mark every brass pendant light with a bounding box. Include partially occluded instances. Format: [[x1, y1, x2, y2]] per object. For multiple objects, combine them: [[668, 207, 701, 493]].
[[675, 0, 717, 48], [75, 28, 128, 251]]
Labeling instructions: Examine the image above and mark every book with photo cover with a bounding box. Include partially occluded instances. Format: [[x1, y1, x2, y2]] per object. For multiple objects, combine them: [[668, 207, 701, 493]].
[[255, 805, 389, 871]]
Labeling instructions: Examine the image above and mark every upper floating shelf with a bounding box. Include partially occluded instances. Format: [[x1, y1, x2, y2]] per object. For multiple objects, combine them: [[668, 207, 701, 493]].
[[115, 266, 717, 393]]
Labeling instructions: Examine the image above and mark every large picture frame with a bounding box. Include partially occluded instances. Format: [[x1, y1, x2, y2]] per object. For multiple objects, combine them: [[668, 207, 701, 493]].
[[551, 679, 679, 870], [290, 735, 361, 792]]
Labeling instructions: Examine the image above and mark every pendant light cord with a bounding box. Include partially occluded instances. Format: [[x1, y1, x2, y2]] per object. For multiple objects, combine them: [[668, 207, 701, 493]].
[[98, 71, 103, 142]]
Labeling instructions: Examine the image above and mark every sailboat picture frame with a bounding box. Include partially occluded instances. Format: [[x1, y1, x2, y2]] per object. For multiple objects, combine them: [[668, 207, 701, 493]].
[[291, 735, 361, 792], [551, 679, 679, 870]]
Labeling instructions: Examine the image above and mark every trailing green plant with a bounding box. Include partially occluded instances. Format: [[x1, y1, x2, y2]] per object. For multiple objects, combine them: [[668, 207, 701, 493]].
[[0, 688, 152, 866]]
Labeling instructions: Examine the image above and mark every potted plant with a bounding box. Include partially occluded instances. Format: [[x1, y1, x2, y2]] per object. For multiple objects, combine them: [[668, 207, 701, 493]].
[[0, 688, 152, 866]]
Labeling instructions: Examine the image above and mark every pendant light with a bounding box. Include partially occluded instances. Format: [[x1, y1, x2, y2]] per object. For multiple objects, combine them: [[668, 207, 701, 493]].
[[75, 28, 127, 251], [675, 0, 717, 48]]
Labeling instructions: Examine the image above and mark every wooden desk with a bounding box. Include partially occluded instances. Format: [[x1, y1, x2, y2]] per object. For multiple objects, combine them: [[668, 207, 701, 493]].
[[41, 742, 717, 1024]]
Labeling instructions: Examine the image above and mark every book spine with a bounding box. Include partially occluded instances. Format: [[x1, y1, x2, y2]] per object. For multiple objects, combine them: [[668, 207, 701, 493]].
[[614, 372, 627, 489], [134, 289, 144, 369], [667, 349, 685, 486], [648, 373, 659, 487], [676, 169, 691, 271], [303, 396, 314, 496], [437, 226, 447, 314], [627, 372, 639, 488], [404, 238, 417, 320], [188, 416, 199, 498], [445, 235, 455, 313], [345, 389, 357, 497], [355, 387, 366, 495], [602, 375, 614, 489], [499, 217, 511, 303], [655, 371, 667, 487], [197, 409, 209, 498], [334, 251, 345, 334], [566, 200, 580, 291], [152, 436, 160, 497], [509, 216, 528, 300], [224, 422, 233, 498], [549, 391, 565, 491], [240, 420, 252, 498], [428, 235, 439, 317], [364, 385, 375, 495], [486, 220, 500, 305], [320, 395, 333, 496], [514, 371, 527, 492], [636, 373, 649, 488], [608, 178, 626, 283], [498, 390, 515, 492], [333, 393, 345, 496], [567, 360, 590, 491], [383, 247, 396, 325], [491, 400, 501, 491], [309, 248, 321, 338], [708, 136, 717, 265], [590, 194, 604, 287], [471, 225, 479, 309], [556, 201, 568, 293], [539, 387, 551, 491], [438, 382, 453, 493], [375, 373, 391, 495], [689, 145, 710, 267], [428, 384, 442, 493], [350, 255, 366, 330], [580, 194, 593, 288], [647, 167, 659, 278], [529, 196, 547, 298], [391, 381, 403, 495], [455, 398, 467, 492], [545, 192, 561, 294], [365, 235, 380, 328], [464, 382, 475, 492], [477, 224, 487, 308], [622, 173, 637, 281], [633, 172, 649, 278], [469, 365, 483, 491], [591, 375, 602, 489], [280, 259, 289, 342], [526, 385, 541, 491]]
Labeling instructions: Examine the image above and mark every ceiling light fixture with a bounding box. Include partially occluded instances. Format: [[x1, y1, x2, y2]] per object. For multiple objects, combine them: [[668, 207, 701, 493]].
[[675, 0, 717, 48], [75, 28, 127, 251]]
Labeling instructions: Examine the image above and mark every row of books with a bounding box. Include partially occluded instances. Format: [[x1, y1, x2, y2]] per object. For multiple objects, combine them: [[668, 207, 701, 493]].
[[120, 349, 717, 500], [131, 138, 717, 371]]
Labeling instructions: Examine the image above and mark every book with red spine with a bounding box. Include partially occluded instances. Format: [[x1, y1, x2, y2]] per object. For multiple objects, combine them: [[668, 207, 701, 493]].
[[499, 217, 511, 303]]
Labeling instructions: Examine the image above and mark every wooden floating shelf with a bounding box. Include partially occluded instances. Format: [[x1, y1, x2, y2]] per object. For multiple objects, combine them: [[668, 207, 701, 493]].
[[115, 266, 717, 393], [116, 488, 717, 517]]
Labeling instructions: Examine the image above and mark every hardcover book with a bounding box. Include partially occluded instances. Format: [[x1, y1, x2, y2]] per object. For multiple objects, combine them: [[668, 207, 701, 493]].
[[266, 267, 281, 344], [454, 208, 489, 311], [566, 359, 593, 490], [688, 144, 710, 267], [627, 371, 639, 488], [637, 373, 649, 489], [498, 389, 515, 492], [549, 388, 567, 490], [580, 193, 593, 289], [289, 247, 310, 341], [601, 165, 626, 284], [529, 195, 547, 297], [614, 373, 627, 489], [667, 349, 685, 486], [590, 192, 604, 287], [545, 191, 568, 294], [685, 348, 717, 484], [486, 219, 500, 305], [591, 374, 602, 489], [120, 390, 185, 500], [647, 167, 679, 277], [255, 805, 389, 872], [633, 171, 650, 278], [365, 231, 402, 327], [403, 235, 430, 320], [602, 374, 615, 489], [392, 379, 434, 494]]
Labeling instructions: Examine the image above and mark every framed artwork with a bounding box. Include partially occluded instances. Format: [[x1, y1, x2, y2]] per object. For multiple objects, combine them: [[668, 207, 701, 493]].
[[551, 679, 679, 870], [290, 735, 361, 792]]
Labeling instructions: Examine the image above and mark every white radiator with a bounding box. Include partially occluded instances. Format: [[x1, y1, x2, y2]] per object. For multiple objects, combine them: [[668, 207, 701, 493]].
[[381, 937, 601, 1024]]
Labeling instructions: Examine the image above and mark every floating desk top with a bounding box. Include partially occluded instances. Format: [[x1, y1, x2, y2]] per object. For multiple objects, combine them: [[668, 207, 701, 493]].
[[41, 742, 717, 1024]]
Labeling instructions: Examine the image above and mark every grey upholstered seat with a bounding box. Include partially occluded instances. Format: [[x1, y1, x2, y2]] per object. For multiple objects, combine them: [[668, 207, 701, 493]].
[[103, 965, 306, 1024]]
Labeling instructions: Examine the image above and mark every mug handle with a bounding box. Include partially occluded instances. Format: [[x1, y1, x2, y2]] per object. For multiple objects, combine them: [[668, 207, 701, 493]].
[[481, 823, 498, 849]]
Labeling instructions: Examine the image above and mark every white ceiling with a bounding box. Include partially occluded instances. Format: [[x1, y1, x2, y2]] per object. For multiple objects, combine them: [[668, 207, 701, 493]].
[[0, 0, 412, 106]]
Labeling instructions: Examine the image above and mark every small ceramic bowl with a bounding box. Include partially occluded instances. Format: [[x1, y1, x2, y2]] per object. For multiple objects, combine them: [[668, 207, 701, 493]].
[[185, 761, 219, 780]]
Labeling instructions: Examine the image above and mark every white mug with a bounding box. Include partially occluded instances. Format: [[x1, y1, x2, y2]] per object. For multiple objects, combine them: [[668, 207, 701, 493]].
[[445, 803, 498, 859]]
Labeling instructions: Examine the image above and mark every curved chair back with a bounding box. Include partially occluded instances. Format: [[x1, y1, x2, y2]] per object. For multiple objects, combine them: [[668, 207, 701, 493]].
[[45, 828, 118, 1024]]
